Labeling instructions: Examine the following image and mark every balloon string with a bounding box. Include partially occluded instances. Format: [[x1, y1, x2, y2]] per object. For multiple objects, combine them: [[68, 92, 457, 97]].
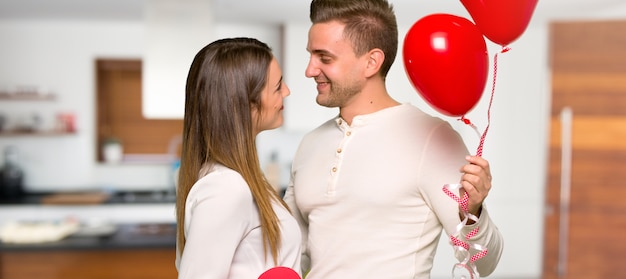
[[459, 46, 509, 157], [445, 46, 510, 277]]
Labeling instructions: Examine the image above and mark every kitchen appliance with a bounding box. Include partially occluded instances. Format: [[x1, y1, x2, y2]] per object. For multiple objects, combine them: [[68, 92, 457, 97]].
[[0, 145, 24, 201]]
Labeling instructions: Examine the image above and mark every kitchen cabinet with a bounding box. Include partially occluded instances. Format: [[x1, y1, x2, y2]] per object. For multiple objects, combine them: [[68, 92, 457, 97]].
[[1, 248, 177, 279], [1, 223, 177, 279]]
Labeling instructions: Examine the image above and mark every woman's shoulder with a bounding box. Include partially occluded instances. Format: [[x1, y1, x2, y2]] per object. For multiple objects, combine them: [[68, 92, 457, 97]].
[[188, 164, 252, 203]]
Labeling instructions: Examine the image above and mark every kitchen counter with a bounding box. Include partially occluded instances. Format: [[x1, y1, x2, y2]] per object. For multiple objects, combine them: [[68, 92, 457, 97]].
[[0, 190, 177, 252], [0, 190, 176, 205], [0, 222, 175, 252]]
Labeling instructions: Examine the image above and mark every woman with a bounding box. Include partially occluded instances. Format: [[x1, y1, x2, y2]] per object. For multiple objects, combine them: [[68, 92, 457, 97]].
[[175, 37, 301, 278]]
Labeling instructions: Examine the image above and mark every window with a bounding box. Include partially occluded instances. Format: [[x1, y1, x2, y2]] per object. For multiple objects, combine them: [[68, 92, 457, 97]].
[[96, 59, 183, 163]]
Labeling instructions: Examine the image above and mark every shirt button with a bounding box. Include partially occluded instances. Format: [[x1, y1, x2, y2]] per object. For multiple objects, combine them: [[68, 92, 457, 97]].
[[346, 131, 351, 136], [337, 148, 342, 153], [332, 167, 337, 172], [338, 119, 343, 125]]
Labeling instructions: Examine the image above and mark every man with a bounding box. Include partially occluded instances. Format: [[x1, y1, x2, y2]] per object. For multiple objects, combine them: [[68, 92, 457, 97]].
[[283, 0, 503, 278]]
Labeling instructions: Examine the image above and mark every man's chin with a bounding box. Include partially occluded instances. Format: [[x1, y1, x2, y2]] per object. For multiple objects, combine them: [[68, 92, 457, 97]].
[[316, 100, 337, 108], [315, 96, 330, 108]]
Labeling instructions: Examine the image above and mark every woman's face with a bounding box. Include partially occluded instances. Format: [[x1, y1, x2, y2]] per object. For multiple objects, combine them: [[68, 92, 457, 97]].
[[252, 57, 290, 135]]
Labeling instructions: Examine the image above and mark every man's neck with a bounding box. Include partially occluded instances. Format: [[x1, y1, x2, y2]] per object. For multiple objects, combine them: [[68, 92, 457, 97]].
[[339, 86, 400, 125]]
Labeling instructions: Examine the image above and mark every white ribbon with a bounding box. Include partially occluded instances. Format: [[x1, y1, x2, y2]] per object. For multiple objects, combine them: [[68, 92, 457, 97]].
[[443, 183, 488, 279]]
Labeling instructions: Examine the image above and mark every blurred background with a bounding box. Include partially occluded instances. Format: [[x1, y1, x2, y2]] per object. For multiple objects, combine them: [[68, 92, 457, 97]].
[[0, 0, 625, 278]]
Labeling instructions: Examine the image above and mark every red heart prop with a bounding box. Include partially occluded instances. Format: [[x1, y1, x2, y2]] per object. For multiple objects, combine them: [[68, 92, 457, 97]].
[[460, 0, 538, 46], [403, 14, 488, 117], [258, 267, 301, 279]]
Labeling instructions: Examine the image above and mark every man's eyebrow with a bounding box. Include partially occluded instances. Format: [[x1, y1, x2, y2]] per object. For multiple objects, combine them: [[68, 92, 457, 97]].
[[308, 48, 335, 57]]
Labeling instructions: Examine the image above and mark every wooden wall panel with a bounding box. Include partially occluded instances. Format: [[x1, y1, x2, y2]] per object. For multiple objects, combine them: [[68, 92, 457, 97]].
[[551, 72, 626, 116], [549, 20, 626, 73], [96, 59, 183, 161], [544, 20, 626, 279], [549, 118, 626, 150]]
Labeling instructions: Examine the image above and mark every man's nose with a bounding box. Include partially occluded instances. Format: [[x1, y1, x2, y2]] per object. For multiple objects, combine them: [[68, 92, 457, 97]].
[[304, 59, 319, 78]]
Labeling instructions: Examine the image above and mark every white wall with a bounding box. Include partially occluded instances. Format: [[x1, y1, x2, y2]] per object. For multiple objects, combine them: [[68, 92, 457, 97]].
[[0, 20, 148, 191], [0, 19, 282, 192]]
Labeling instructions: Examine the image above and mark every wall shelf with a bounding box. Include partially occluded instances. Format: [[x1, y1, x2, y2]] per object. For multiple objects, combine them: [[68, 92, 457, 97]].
[[0, 92, 73, 135], [0, 93, 56, 101], [0, 130, 76, 137]]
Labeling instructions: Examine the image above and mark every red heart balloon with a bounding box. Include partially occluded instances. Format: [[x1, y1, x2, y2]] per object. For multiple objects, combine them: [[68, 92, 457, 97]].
[[460, 0, 538, 46], [403, 14, 488, 117], [258, 267, 301, 279]]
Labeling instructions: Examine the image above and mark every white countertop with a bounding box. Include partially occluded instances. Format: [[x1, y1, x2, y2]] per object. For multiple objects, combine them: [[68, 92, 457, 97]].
[[0, 203, 176, 227]]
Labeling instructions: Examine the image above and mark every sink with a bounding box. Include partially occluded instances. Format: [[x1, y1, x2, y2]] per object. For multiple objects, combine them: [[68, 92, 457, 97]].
[[108, 223, 176, 248], [106, 190, 176, 204]]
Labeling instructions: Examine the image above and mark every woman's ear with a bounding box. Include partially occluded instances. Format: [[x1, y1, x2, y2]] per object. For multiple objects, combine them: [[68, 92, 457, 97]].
[[364, 48, 384, 78]]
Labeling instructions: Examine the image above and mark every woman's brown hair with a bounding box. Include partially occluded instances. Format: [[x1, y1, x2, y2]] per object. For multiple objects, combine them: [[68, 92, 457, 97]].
[[176, 37, 289, 264]]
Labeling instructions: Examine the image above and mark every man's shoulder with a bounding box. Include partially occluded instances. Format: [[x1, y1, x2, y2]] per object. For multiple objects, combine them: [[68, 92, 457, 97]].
[[398, 103, 449, 126], [303, 117, 338, 137]]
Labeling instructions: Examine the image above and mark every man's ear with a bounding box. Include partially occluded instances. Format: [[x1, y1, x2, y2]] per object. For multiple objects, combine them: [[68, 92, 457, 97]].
[[364, 48, 384, 78]]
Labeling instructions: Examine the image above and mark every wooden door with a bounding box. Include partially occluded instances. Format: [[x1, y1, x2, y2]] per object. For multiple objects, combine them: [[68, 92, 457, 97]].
[[544, 20, 626, 278]]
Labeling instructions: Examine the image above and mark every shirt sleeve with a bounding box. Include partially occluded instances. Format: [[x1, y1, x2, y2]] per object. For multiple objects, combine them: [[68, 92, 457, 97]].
[[177, 171, 254, 279], [459, 206, 503, 276], [420, 121, 504, 277]]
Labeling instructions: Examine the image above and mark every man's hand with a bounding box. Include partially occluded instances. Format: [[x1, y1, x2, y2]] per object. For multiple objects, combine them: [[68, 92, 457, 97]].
[[459, 155, 492, 219]]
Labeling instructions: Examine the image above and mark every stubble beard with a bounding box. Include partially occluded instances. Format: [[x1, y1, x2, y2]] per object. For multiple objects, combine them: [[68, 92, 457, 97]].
[[316, 80, 361, 108]]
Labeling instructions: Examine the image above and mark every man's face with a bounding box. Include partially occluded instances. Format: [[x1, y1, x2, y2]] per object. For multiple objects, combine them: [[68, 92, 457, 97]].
[[305, 20, 368, 108]]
